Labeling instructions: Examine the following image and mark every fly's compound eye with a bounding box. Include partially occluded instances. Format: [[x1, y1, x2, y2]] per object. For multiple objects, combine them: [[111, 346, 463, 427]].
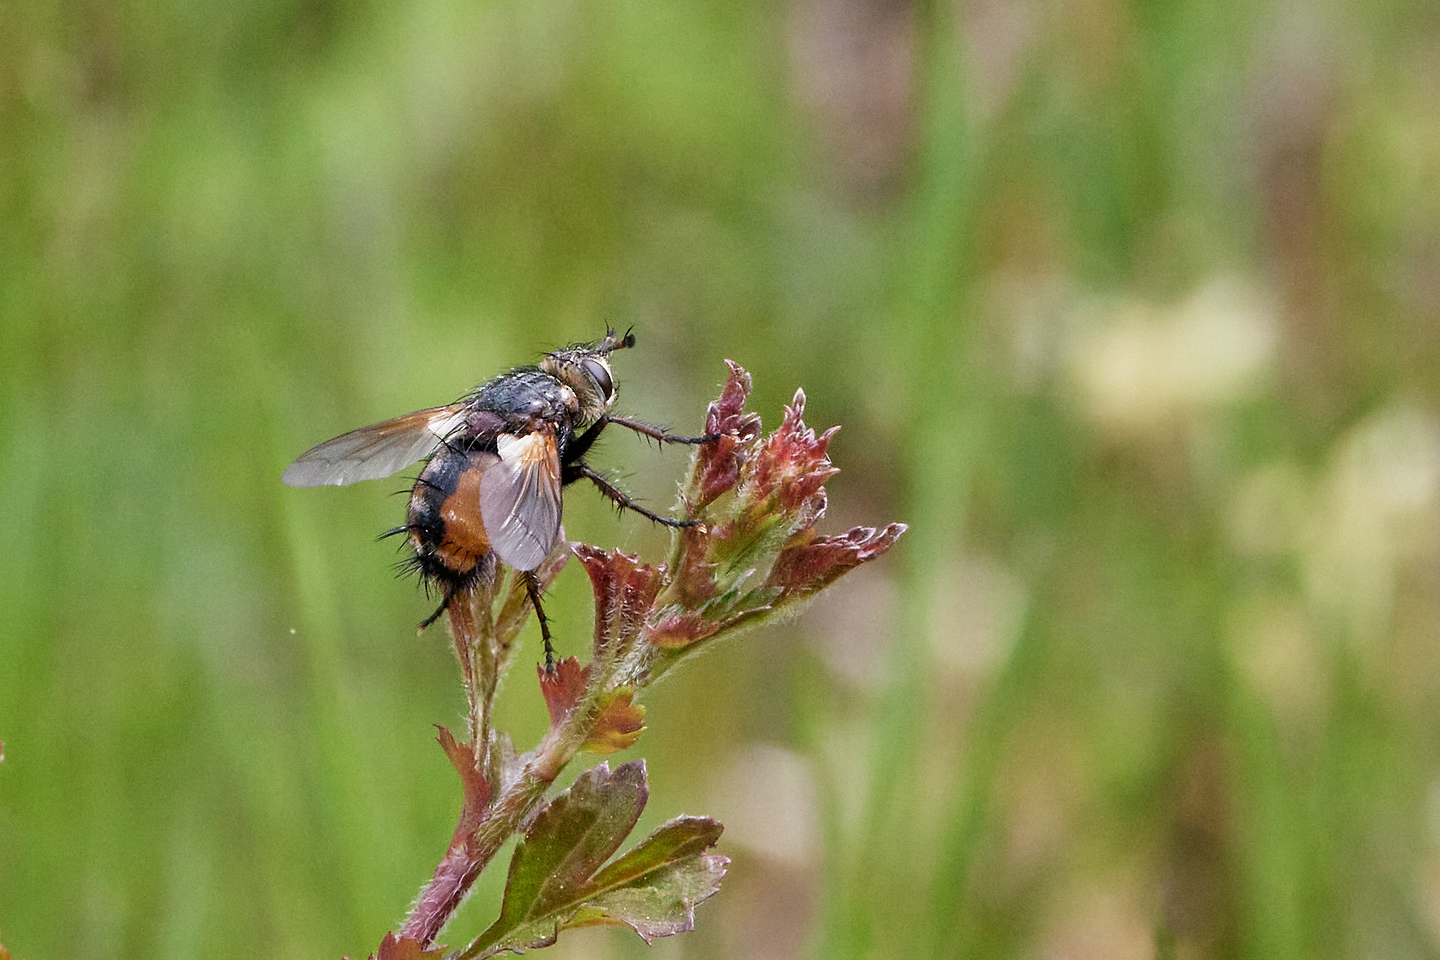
[[581, 357, 614, 401]]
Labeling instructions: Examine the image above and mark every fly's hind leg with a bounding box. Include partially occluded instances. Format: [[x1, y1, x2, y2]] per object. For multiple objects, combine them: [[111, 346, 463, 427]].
[[521, 569, 556, 673]]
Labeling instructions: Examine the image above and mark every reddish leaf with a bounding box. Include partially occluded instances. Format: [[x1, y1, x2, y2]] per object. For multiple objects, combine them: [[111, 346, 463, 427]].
[[348, 932, 448, 960], [572, 546, 664, 655], [538, 657, 588, 726], [584, 690, 646, 754], [409, 730, 495, 941], [667, 525, 720, 608], [646, 610, 719, 649], [436, 727, 492, 831]]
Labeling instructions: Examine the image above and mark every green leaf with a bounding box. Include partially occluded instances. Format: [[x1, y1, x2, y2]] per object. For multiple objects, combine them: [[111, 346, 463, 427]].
[[466, 761, 727, 958]]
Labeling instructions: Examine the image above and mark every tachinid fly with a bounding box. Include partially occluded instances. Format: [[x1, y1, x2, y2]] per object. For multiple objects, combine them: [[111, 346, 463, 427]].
[[282, 329, 711, 669]]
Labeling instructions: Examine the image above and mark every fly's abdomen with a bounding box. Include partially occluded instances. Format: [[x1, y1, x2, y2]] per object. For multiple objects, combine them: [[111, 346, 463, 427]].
[[406, 448, 496, 590]]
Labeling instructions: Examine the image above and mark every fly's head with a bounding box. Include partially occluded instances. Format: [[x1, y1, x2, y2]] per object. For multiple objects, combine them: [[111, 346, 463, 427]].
[[541, 328, 635, 429]]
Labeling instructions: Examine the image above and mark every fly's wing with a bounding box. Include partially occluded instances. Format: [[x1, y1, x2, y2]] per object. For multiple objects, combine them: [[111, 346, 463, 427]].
[[282, 405, 467, 487], [479, 428, 563, 571]]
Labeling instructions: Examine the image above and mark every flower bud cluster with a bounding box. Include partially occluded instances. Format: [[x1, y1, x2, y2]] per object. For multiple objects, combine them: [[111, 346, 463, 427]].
[[578, 361, 906, 684]]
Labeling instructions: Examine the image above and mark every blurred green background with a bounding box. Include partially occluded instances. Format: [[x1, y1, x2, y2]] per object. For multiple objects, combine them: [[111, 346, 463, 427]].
[[3, 0, 1440, 957]]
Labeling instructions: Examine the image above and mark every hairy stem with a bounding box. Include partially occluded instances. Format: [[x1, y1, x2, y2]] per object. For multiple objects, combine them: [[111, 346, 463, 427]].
[[446, 595, 485, 753], [398, 764, 553, 946], [399, 559, 593, 948], [396, 698, 603, 946]]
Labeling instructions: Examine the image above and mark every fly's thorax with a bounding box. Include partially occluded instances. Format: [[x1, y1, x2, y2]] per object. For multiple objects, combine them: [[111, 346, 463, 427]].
[[470, 370, 577, 433]]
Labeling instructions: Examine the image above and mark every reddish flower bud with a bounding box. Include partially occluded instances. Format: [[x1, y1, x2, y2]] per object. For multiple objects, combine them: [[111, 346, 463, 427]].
[[610, 363, 907, 671], [690, 362, 763, 509], [741, 391, 838, 513], [765, 523, 908, 599]]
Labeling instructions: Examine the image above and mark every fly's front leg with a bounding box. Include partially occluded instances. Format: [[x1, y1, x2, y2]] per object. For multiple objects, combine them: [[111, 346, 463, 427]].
[[566, 460, 699, 529], [603, 414, 718, 446]]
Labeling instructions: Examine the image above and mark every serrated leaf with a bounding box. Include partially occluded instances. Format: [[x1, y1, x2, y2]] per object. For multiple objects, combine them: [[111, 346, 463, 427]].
[[536, 658, 645, 755], [578, 815, 727, 940], [572, 546, 664, 656], [467, 761, 726, 958]]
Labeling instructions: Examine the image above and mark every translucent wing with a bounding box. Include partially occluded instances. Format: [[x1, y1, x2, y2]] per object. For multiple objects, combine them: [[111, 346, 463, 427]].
[[282, 405, 466, 487], [479, 428, 563, 571]]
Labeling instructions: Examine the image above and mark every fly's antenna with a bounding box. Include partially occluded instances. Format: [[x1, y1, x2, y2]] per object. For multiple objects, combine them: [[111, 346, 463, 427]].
[[600, 327, 636, 354]]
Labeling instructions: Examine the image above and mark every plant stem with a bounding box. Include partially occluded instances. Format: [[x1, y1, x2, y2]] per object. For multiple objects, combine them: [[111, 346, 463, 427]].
[[446, 594, 485, 754], [398, 572, 594, 948], [398, 762, 553, 946]]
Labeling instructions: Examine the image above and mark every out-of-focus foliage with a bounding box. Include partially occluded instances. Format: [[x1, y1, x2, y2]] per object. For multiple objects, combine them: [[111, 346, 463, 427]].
[[1, 0, 1438, 957]]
